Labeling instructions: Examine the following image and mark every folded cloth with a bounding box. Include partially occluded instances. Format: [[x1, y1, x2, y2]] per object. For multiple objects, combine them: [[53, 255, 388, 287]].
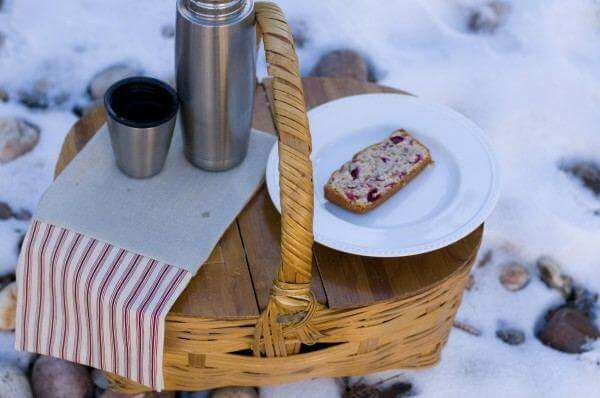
[[15, 123, 276, 390]]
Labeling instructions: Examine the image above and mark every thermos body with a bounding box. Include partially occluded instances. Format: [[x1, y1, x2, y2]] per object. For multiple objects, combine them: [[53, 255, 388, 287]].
[[176, 0, 256, 171]]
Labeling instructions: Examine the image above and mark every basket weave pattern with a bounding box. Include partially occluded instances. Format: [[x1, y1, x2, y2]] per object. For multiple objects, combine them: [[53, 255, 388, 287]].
[[107, 2, 476, 392]]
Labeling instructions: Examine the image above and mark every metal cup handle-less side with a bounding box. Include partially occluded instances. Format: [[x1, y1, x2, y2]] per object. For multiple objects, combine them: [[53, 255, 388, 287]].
[[176, 0, 257, 171]]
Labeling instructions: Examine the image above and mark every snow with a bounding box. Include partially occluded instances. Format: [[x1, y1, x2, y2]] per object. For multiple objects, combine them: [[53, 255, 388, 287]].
[[1, 0, 599, 396]]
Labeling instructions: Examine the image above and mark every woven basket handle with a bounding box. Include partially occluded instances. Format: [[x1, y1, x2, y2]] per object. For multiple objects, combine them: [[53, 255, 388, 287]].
[[253, 2, 321, 357]]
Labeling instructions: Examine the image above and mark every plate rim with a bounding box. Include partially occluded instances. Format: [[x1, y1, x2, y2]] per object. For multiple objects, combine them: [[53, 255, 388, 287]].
[[266, 92, 501, 257]]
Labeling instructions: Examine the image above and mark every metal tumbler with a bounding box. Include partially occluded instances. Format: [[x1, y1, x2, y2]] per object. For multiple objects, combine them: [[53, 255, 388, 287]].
[[104, 77, 180, 179], [176, 0, 256, 171]]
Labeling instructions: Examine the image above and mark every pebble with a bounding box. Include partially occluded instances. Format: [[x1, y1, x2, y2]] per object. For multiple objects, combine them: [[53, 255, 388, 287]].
[[0, 363, 33, 398], [18, 78, 69, 109], [178, 392, 210, 398], [0, 282, 17, 330], [289, 19, 308, 49], [311, 50, 369, 82], [380, 382, 413, 398], [465, 274, 475, 290], [536, 256, 573, 298], [12, 208, 32, 221], [477, 249, 493, 268], [0, 273, 15, 291], [91, 369, 110, 390], [101, 391, 174, 398], [88, 64, 142, 100], [571, 286, 598, 317], [496, 327, 525, 346], [0, 87, 8, 102], [499, 262, 530, 291], [560, 160, 600, 197], [72, 100, 102, 118], [0, 202, 11, 220], [161, 24, 175, 39], [212, 387, 258, 398], [538, 307, 600, 353], [0, 117, 41, 163], [468, 1, 511, 34], [32, 356, 94, 398]]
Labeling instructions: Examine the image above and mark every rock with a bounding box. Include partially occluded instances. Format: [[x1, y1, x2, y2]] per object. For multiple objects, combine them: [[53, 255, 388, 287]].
[[499, 262, 530, 291], [17, 233, 25, 253], [538, 307, 600, 353], [72, 100, 102, 118], [311, 50, 369, 82], [0, 202, 11, 220], [161, 24, 175, 39], [0, 363, 33, 398], [560, 160, 600, 197], [536, 256, 573, 298], [496, 327, 525, 346], [0, 331, 35, 370], [465, 274, 475, 290], [0, 87, 8, 103], [91, 369, 109, 390], [211, 387, 257, 398], [88, 64, 142, 100], [0, 117, 41, 163], [477, 249, 493, 268], [0, 273, 15, 291], [178, 392, 210, 398], [380, 382, 413, 398], [468, 1, 511, 34], [0, 282, 17, 330], [101, 391, 174, 398], [32, 356, 94, 398], [12, 208, 31, 221], [18, 78, 69, 109], [570, 286, 598, 317], [289, 19, 308, 49]]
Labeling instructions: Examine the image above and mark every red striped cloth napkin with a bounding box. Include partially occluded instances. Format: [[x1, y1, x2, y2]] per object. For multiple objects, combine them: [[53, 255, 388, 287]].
[[15, 125, 276, 390], [16, 220, 191, 390]]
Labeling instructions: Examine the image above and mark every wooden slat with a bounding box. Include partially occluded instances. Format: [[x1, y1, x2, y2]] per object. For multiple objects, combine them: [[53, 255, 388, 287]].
[[170, 222, 258, 317]]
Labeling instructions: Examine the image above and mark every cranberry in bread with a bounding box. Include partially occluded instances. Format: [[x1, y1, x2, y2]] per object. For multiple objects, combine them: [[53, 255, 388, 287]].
[[324, 129, 433, 213]]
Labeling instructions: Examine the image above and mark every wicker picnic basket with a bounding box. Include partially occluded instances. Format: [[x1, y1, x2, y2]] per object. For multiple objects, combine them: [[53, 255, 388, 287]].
[[106, 2, 475, 392]]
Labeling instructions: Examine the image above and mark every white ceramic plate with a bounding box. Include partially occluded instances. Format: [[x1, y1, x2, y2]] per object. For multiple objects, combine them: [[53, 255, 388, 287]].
[[266, 93, 500, 257]]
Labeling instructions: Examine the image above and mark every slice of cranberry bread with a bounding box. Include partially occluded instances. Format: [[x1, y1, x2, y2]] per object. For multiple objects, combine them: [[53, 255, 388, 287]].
[[324, 129, 433, 213]]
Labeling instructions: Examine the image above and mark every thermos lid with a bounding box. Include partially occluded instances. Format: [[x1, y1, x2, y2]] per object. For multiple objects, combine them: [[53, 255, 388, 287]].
[[185, 0, 252, 21]]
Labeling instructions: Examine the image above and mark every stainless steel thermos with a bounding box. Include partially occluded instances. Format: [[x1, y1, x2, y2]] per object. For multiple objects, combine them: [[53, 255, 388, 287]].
[[176, 0, 256, 171]]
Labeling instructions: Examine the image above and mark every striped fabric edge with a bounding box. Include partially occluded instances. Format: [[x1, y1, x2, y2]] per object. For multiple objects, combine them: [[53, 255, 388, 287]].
[[14, 219, 192, 391]]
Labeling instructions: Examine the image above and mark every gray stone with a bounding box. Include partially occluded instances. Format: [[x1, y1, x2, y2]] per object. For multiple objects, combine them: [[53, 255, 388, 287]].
[[496, 327, 525, 345], [570, 286, 598, 317], [0, 117, 40, 163], [211, 387, 258, 398], [537, 256, 573, 298], [101, 391, 174, 398], [468, 1, 511, 34], [290, 19, 308, 49], [18, 78, 69, 109], [12, 208, 32, 221], [538, 307, 600, 353], [560, 160, 600, 197], [91, 369, 109, 390], [32, 356, 94, 398], [499, 262, 530, 291], [88, 64, 142, 100], [0, 363, 33, 398], [311, 50, 369, 82], [161, 24, 175, 39], [0, 202, 11, 220], [0, 87, 8, 103]]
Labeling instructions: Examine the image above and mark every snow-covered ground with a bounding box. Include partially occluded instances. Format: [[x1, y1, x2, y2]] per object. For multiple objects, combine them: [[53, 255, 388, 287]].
[[1, 0, 600, 397]]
